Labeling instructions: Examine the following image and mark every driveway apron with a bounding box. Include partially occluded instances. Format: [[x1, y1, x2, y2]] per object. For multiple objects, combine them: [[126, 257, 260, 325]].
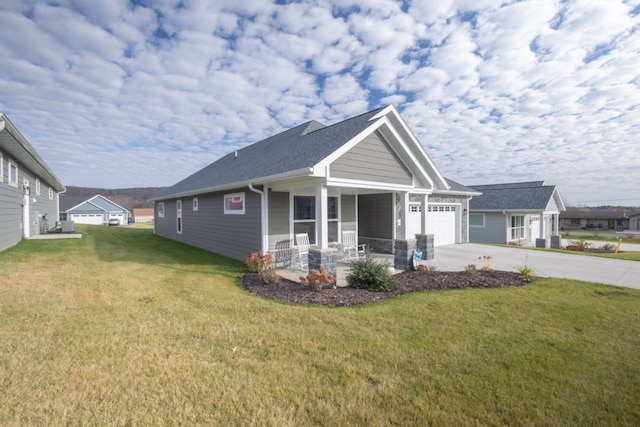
[[429, 244, 640, 289]]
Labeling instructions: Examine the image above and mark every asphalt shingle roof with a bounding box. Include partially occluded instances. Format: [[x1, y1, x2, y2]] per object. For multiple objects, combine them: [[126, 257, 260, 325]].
[[469, 182, 557, 211], [153, 107, 386, 200]]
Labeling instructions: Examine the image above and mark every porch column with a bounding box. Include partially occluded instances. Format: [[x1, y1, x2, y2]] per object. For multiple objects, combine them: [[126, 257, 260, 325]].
[[316, 183, 328, 249], [396, 191, 409, 240], [553, 213, 559, 235], [420, 194, 427, 234], [539, 213, 545, 239]]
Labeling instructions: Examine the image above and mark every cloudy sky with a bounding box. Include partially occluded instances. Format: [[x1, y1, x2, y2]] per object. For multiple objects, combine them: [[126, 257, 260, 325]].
[[1, 0, 639, 206]]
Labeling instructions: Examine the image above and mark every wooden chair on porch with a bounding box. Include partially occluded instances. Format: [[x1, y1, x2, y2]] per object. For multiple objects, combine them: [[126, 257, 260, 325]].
[[294, 233, 310, 271], [342, 230, 366, 260]]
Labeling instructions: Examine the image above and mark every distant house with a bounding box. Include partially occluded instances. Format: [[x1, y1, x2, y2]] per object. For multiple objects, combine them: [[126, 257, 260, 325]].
[[0, 113, 66, 252], [629, 213, 640, 231], [150, 105, 479, 265], [132, 208, 154, 223], [60, 195, 129, 225], [559, 209, 634, 230], [468, 181, 566, 246]]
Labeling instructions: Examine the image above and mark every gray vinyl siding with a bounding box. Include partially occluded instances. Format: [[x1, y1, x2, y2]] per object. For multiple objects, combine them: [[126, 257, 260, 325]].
[[0, 157, 60, 252], [154, 187, 261, 261], [330, 131, 412, 185], [358, 193, 393, 239], [268, 190, 289, 250], [341, 195, 356, 233], [469, 212, 507, 244]]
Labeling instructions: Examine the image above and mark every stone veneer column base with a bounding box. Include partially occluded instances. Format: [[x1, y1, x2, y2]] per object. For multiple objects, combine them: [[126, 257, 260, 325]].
[[415, 234, 435, 260], [394, 239, 417, 271], [550, 235, 561, 249], [308, 247, 340, 286]]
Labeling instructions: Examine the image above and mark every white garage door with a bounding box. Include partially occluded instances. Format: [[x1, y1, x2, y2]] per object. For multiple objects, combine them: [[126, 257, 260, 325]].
[[425, 205, 457, 246], [530, 216, 540, 241], [71, 213, 103, 225]]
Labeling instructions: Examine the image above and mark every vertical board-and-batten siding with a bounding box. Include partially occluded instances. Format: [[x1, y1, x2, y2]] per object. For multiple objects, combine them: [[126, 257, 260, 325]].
[[469, 212, 507, 244], [155, 188, 261, 261], [268, 190, 289, 250], [330, 131, 412, 185]]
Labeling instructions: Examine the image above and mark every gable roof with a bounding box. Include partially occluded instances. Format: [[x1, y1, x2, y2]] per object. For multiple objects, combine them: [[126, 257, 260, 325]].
[[60, 195, 128, 213], [151, 106, 455, 201], [469, 181, 565, 212], [0, 113, 65, 192]]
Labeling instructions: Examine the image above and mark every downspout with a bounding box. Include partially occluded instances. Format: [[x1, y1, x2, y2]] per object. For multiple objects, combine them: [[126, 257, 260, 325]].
[[248, 183, 268, 254], [503, 211, 508, 243]]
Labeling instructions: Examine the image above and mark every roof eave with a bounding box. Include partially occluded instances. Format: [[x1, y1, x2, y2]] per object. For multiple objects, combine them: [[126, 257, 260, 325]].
[[149, 167, 315, 202]]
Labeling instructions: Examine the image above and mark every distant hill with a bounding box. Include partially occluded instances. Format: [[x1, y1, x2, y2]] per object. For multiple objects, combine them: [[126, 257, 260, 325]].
[[62, 186, 166, 212]]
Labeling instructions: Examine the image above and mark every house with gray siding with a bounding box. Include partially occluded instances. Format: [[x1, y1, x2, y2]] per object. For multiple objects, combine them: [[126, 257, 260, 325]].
[[150, 105, 478, 268], [0, 113, 65, 252], [468, 181, 565, 247], [60, 195, 130, 225]]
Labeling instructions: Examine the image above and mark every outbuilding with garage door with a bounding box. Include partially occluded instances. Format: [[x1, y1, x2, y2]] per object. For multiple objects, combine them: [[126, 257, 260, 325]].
[[60, 195, 129, 226]]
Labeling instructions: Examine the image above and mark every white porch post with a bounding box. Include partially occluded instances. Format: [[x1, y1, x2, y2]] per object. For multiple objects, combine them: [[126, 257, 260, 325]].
[[553, 213, 559, 235], [399, 191, 409, 240], [420, 194, 427, 234], [316, 183, 328, 249], [539, 213, 545, 239]]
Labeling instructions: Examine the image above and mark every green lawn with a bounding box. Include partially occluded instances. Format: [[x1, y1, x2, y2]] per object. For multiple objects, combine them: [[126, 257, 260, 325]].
[[562, 232, 640, 244], [1, 225, 639, 425]]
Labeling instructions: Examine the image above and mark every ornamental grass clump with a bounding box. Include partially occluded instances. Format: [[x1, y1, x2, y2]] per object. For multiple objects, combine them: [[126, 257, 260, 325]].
[[346, 253, 397, 292]]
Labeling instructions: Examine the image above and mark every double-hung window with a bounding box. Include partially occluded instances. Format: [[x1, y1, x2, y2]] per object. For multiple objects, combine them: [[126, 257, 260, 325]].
[[294, 196, 316, 244], [8, 160, 18, 187]]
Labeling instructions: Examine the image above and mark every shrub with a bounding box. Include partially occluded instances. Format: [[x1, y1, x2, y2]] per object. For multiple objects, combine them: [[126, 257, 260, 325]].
[[417, 264, 439, 274], [464, 264, 478, 275], [299, 268, 335, 291], [244, 250, 279, 285], [567, 239, 589, 251], [346, 253, 397, 292]]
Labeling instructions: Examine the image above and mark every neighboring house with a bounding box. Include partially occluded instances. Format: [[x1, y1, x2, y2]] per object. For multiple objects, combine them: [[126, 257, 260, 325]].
[[559, 208, 634, 230], [132, 208, 154, 223], [629, 213, 640, 231], [150, 105, 479, 263], [60, 195, 129, 225], [0, 114, 66, 252], [468, 181, 566, 245]]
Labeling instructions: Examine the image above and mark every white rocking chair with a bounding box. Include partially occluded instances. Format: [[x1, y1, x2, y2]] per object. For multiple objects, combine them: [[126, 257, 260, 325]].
[[294, 233, 310, 271], [342, 231, 366, 260]]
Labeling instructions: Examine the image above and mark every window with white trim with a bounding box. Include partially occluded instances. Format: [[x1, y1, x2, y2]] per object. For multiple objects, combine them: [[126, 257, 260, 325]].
[[157, 202, 165, 218], [328, 196, 338, 242], [36, 179, 41, 196], [510, 215, 525, 240], [8, 160, 18, 187], [224, 192, 245, 215], [469, 214, 485, 227], [294, 195, 316, 244], [193, 197, 199, 211]]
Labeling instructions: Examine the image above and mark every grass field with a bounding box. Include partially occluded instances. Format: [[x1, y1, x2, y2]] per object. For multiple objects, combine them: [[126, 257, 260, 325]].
[[1, 225, 639, 425]]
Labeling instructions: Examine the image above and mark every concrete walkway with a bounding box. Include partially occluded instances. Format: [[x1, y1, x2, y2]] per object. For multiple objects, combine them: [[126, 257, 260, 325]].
[[427, 243, 640, 289]]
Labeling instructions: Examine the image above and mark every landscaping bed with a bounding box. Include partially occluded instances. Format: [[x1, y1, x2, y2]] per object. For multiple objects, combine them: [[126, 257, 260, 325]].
[[241, 270, 530, 306]]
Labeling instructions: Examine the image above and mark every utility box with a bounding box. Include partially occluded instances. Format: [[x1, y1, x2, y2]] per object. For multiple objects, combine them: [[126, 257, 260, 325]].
[[58, 220, 75, 233]]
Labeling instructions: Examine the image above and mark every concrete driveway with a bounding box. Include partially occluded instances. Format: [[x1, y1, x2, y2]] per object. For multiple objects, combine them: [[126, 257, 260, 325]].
[[429, 244, 640, 289]]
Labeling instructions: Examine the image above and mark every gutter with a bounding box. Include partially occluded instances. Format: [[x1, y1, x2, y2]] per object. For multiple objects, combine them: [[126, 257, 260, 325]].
[[248, 183, 268, 254]]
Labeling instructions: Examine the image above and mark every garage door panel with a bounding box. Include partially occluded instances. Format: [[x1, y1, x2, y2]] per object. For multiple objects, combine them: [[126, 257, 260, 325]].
[[408, 204, 457, 246]]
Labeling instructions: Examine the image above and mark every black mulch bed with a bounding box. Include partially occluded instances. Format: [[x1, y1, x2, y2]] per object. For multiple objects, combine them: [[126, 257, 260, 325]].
[[240, 270, 531, 307]]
